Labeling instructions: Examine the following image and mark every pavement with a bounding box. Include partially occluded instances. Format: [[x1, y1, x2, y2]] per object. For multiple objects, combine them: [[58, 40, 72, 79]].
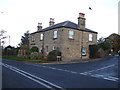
[[41, 56, 113, 64]]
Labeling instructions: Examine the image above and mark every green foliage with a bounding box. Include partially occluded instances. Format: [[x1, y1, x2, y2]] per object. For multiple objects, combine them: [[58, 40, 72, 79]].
[[19, 30, 29, 46], [30, 52, 39, 60], [89, 45, 99, 58], [30, 52, 44, 60], [98, 40, 111, 51], [2, 56, 48, 63], [30, 46, 39, 53], [106, 33, 120, 53], [47, 50, 61, 61], [2, 45, 18, 56]]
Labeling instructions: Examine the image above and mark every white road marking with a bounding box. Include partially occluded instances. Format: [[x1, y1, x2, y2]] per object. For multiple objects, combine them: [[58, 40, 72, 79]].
[[2, 63, 65, 90], [82, 64, 115, 73], [31, 64, 119, 82]]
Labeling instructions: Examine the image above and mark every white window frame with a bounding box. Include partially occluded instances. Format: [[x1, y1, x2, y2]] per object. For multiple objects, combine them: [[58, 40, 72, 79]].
[[82, 48, 86, 56], [53, 30, 58, 39], [40, 33, 43, 40], [69, 30, 74, 39], [89, 34, 93, 41], [53, 46, 55, 50]]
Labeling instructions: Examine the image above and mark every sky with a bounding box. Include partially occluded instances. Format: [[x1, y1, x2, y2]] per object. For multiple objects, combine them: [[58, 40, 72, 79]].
[[0, 0, 119, 47]]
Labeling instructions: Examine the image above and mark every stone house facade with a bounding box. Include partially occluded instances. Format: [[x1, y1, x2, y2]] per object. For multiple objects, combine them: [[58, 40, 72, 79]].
[[29, 13, 98, 61]]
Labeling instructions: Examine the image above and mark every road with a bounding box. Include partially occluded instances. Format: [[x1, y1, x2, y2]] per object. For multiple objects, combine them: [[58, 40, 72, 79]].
[[1, 56, 119, 89]]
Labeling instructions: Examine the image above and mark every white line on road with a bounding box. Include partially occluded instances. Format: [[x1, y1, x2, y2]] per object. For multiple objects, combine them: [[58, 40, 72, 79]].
[[31, 64, 119, 82], [82, 64, 115, 73], [3, 63, 65, 90]]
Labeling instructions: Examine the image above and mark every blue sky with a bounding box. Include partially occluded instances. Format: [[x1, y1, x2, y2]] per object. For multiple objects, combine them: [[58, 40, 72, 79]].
[[0, 0, 119, 47]]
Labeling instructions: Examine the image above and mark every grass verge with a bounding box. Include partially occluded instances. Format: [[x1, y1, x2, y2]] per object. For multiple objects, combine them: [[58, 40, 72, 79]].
[[2, 56, 48, 63]]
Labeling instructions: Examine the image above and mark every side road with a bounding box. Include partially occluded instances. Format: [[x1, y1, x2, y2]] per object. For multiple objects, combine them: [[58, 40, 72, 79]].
[[42, 56, 114, 64]]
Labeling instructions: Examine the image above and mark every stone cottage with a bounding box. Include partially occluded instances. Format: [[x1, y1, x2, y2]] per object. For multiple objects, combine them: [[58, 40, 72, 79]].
[[29, 13, 98, 61]]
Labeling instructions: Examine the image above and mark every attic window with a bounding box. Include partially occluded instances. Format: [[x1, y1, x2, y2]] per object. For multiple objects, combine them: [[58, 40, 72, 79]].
[[69, 30, 74, 39]]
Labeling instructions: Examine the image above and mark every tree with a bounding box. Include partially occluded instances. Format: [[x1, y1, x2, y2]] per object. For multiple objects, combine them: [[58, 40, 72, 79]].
[[0, 30, 7, 46], [2, 45, 18, 56], [97, 37, 105, 43], [30, 46, 39, 53], [18, 30, 30, 57], [19, 30, 29, 46], [106, 33, 120, 54]]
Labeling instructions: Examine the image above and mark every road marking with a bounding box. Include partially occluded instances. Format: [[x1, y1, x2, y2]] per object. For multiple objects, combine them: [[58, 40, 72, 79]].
[[31, 64, 119, 82], [82, 64, 115, 73], [2, 63, 65, 90]]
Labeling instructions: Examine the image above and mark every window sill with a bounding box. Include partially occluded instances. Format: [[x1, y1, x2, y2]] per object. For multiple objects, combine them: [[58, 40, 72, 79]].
[[53, 38, 58, 40], [68, 38, 74, 40]]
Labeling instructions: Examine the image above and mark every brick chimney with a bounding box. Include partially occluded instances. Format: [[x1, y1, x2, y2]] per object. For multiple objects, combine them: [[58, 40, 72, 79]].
[[37, 23, 42, 31], [78, 13, 86, 30], [49, 18, 55, 26]]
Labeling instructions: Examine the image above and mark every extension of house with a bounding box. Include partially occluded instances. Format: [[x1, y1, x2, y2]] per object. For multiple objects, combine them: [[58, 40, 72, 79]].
[[29, 13, 98, 61]]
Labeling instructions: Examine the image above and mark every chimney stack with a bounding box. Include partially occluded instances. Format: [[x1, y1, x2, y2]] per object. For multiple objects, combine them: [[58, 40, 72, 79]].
[[49, 18, 55, 26], [37, 23, 42, 31], [78, 13, 86, 30]]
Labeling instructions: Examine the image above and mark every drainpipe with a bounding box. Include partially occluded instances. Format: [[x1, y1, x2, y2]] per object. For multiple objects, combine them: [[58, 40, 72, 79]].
[[81, 30, 83, 59], [42, 32, 45, 55]]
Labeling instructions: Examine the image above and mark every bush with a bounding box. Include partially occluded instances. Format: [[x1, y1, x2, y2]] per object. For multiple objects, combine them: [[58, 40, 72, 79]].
[[30, 52, 39, 60], [30, 52, 44, 60], [47, 50, 61, 61], [30, 46, 39, 53], [89, 45, 99, 58]]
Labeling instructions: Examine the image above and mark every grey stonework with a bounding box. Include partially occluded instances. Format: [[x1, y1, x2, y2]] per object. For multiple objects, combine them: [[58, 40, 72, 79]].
[[29, 27, 97, 61], [29, 13, 97, 61]]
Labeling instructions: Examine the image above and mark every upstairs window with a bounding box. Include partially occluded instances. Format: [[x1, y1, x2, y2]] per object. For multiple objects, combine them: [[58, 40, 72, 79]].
[[89, 34, 93, 41], [53, 30, 58, 39], [69, 30, 74, 39], [31, 35, 35, 42], [40, 33, 43, 40]]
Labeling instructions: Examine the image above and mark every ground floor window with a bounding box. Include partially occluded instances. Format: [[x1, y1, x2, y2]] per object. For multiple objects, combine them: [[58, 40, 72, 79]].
[[82, 48, 86, 56]]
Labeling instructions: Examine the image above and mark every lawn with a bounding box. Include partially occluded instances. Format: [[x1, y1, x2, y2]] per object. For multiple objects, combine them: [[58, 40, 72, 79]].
[[2, 56, 48, 63]]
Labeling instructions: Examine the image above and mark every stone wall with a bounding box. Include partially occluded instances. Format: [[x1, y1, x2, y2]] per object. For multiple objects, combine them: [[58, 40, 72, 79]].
[[29, 27, 97, 61]]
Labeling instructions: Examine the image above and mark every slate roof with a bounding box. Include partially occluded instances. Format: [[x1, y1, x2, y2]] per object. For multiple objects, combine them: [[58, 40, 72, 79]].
[[31, 20, 97, 34]]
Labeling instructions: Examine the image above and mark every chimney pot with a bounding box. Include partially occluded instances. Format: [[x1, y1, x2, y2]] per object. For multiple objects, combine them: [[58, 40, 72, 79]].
[[49, 18, 55, 26], [37, 22, 42, 31], [79, 13, 85, 18]]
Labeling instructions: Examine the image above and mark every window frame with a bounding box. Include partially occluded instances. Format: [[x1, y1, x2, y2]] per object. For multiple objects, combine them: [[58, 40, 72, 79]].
[[40, 33, 44, 41], [89, 34, 93, 41], [82, 48, 86, 56], [69, 30, 74, 39], [31, 35, 35, 42], [53, 30, 58, 39]]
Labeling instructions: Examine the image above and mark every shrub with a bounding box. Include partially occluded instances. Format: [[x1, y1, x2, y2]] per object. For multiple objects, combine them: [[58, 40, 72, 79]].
[[47, 50, 61, 61], [30, 46, 39, 54], [89, 45, 99, 58], [30, 52, 39, 60], [30, 52, 44, 60]]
